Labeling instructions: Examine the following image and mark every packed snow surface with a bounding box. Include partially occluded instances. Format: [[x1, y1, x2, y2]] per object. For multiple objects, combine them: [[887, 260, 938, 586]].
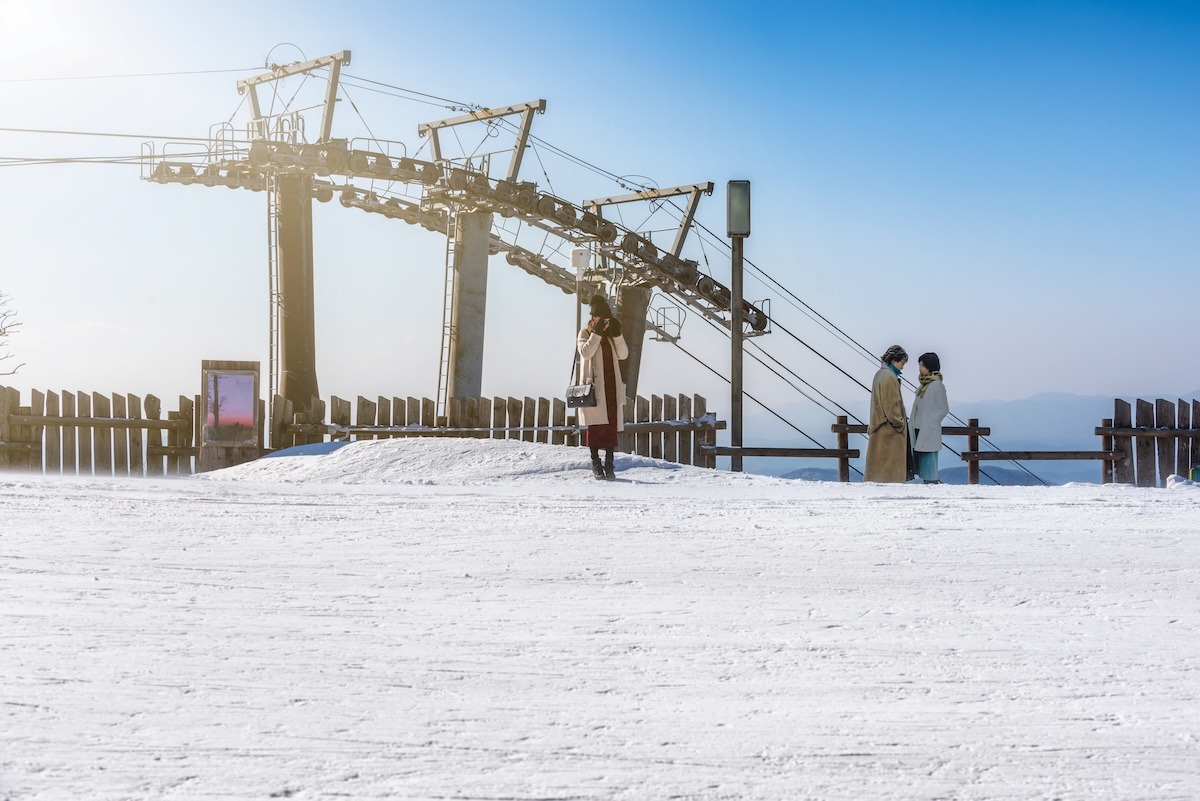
[[2, 437, 1198, 800]]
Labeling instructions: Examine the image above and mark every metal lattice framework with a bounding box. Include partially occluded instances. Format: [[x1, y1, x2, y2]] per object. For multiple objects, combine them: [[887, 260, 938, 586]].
[[139, 50, 771, 412]]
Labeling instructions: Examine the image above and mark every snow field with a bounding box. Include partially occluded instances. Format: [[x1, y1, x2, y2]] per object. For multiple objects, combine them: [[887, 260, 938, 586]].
[[2, 438, 1198, 799]]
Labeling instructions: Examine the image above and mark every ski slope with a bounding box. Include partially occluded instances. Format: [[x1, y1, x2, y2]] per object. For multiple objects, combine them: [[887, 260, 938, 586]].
[[3, 438, 1198, 800]]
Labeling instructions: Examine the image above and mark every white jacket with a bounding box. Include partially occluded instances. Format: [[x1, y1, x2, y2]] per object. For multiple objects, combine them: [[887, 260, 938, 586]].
[[576, 328, 629, 429], [909, 379, 949, 453]]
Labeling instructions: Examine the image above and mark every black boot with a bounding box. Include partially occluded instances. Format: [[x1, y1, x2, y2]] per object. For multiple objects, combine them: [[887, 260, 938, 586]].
[[603, 450, 615, 480], [590, 447, 605, 480]]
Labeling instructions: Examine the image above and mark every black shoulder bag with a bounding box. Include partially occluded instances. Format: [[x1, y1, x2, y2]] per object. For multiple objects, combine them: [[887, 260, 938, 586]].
[[566, 351, 597, 408]]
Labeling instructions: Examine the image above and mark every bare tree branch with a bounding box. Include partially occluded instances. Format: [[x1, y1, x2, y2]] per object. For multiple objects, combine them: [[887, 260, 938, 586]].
[[0, 292, 25, 376]]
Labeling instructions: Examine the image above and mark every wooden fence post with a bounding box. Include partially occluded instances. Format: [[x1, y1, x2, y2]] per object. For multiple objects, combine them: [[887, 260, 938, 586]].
[[551, 398, 566, 445], [1177, 401, 1191, 480], [377, 396, 392, 436], [356, 396, 376, 440], [475, 395, 489, 438], [1113, 399, 1134, 485], [663, 394, 678, 463], [406, 397, 420, 431], [1100, 417, 1113, 484], [63, 391, 78, 475], [45, 391, 62, 474], [693, 396, 711, 468], [678, 394, 693, 466], [76, 391, 93, 475], [147, 393, 165, 474], [1192, 400, 1200, 479], [468, 395, 482, 438], [492, 397, 506, 440], [521, 397, 536, 443], [307, 398, 326, 448], [635, 396, 650, 458], [1135, 399, 1155, 487], [112, 393, 129, 475], [836, 415, 851, 483], [650, 395, 664, 460], [535, 398, 549, 444], [967, 418, 980, 486], [178, 395, 195, 475], [128, 394, 143, 476], [1156, 399, 1175, 485], [0, 386, 12, 470], [28, 389, 45, 472], [506, 397, 521, 441], [329, 396, 349, 442], [619, 400, 634, 455], [92, 392, 112, 476]]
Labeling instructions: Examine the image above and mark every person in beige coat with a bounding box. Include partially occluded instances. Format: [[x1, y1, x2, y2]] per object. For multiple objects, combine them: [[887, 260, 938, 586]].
[[864, 345, 910, 483], [577, 294, 629, 480]]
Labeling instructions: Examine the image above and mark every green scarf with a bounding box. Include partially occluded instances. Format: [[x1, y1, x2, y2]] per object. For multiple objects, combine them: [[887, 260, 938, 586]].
[[917, 371, 943, 397]]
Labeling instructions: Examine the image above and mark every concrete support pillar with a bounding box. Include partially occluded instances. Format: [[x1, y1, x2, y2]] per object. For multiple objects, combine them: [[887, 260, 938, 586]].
[[616, 284, 652, 401], [276, 173, 319, 412], [447, 211, 492, 400]]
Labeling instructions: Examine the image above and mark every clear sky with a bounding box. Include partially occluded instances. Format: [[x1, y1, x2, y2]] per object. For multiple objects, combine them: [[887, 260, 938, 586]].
[[1, 0, 1197, 435]]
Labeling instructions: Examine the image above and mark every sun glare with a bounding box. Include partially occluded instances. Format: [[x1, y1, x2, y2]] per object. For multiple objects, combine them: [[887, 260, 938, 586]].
[[0, 1, 74, 63]]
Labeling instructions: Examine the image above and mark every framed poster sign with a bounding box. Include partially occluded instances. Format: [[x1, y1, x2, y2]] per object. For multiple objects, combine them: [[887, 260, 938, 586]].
[[201, 361, 260, 447]]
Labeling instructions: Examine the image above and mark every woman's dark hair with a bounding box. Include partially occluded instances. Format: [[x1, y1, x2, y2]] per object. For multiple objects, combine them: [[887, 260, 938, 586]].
[[881, 345, 908, 364], [919, 352, 941, 372]]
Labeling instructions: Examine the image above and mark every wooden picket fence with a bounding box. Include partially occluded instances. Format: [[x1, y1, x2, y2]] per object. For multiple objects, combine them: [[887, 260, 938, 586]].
[[0, 387, 199, 476], [273, 393, 720, 468], [0, 386, 719, 476], [1097, 398, 1200, 488]]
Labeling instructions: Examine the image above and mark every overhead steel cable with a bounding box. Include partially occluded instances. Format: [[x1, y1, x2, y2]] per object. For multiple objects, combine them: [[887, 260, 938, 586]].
[[659, 202, 1049, 485], [682, 301, 866, 424], [0, 67, 260, 83], [669, 338, 865, 479], [0, 126, 220, 142]]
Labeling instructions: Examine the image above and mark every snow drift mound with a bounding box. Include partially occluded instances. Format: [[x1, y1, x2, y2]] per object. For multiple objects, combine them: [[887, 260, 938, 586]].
[[197, 437, 785, 487]]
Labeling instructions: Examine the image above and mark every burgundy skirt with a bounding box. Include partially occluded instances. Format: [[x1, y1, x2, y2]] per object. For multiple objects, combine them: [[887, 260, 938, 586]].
[[586, 337, 619, 450]]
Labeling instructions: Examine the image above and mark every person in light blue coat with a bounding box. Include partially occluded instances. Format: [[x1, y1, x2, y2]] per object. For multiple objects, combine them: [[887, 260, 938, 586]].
[[910, 352, 950, 484]]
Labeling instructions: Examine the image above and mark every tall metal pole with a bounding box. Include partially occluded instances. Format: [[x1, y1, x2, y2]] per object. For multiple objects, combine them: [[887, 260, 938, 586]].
[[730, 235, 744, 472], [726, 180, 751, 473]]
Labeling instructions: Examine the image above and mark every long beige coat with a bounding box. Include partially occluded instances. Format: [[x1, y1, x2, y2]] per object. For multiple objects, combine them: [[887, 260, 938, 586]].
[[864, 365, 909, 483], [576, 328, 629, 430]]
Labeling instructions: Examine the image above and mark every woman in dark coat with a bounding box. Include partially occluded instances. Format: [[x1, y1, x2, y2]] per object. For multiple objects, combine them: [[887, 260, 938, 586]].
[[577, 294, 629, 480]]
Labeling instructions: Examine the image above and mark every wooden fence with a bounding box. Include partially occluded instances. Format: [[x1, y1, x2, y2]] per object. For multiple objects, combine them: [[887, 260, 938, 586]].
[[1096, 398, 1200, 488], [0, 387, 198, 476], [5, 386, 1194, 486], [0, 386, 719, 476], [273, 393, 720, 469]]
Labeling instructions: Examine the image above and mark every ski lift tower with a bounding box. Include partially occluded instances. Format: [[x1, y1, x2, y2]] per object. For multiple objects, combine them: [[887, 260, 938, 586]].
[[418, 100, 545, 417], [238, 50, 350, 415]]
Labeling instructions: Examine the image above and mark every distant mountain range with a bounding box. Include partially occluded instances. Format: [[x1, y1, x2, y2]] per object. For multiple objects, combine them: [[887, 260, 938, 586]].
[[781, 465, 1047, 486], [739, 390, 1199, 485]]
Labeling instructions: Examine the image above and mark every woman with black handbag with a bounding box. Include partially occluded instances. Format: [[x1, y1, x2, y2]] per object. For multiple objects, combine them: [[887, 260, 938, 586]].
[[577, 294, 629, 480]]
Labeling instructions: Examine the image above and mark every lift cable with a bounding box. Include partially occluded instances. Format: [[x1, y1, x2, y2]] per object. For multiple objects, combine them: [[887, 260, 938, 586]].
[[0, 67, 261, 84], [683, 303, 866, 425], [667, 205, 1049, 485], [668, 337, 864, 479], [0, 79, 1049, 485]]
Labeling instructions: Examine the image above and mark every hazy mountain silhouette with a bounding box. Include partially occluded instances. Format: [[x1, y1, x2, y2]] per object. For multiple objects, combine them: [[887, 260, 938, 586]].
[[744, 391, 1197, 484], [781, 465, 1046, 486]]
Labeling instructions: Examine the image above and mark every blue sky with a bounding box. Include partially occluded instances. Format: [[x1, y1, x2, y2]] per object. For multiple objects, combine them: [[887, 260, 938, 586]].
[[1, 1, 1196, 438]]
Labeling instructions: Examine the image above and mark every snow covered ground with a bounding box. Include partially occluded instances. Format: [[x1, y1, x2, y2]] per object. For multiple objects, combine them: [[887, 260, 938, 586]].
[[3, 438, 1198, 800]]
